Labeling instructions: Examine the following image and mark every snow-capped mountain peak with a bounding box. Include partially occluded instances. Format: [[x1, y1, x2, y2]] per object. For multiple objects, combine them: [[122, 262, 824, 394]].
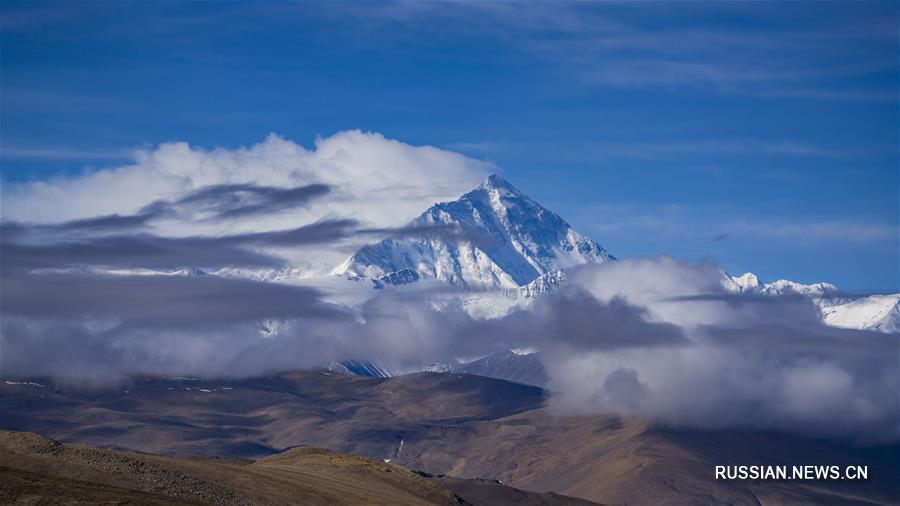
[[723, 271, 838, 298], [482, 172, 520, 194], [726, 272, 760, 292], [332, 173, 613, 289], [723, 271, 897, 333]]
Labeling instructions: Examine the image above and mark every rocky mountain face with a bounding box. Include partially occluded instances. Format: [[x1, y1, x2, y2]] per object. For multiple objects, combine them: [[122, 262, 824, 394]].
[[332, 174, 613, 290]]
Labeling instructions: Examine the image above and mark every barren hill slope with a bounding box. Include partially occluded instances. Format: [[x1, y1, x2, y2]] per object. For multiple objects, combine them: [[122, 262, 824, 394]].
[[1, 430, 600, 505], [1, 372, 897, 505]]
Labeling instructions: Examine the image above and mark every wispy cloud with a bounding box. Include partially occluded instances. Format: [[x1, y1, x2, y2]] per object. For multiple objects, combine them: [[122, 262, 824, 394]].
[[586, 139, 872, 160], [0, 146, 135, 161], [0, 180, 484, 274], [444, 141, 512, 155], [311, 1, 898, 102], [728, 220, 899, 243], [586, 202, 898, 245]]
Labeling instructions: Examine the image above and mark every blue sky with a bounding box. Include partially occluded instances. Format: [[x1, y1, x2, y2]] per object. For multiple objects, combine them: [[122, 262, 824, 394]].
[[1, 1, 897, 291]]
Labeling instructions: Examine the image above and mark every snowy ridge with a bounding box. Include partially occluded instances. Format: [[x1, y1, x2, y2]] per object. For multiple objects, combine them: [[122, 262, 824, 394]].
[[213, 266, 317, 283], [723, 272, 838, 297], [332, 174, 613, 290], [821, 294, 900, 334], [724, 272, 899, 334]]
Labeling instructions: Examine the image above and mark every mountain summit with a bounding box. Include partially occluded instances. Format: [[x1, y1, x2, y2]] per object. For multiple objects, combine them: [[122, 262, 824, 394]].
[[332, 174, 613, 289]]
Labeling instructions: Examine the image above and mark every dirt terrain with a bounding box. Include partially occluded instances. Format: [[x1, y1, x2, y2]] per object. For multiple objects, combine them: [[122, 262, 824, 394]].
[[1, 430, 602, 505], [0, 371, 544, 458], [1, 465, 203, 505], [1, 372, 897, 505], [399, 410, 899, 505]]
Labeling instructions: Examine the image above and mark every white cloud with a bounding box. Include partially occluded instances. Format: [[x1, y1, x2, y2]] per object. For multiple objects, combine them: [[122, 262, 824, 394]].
[[539, 259, 899, 442], [2, 130, 490, 224], [1, 130, 491, 272], [565, 257, 730, 328]]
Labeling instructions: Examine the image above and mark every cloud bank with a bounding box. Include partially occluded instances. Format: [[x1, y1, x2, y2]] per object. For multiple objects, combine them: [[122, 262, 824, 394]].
[[2, 130, 490, 273], [538, 259, 898, 443], [2, 130, 490, 226], [2, 257, 896, 443]]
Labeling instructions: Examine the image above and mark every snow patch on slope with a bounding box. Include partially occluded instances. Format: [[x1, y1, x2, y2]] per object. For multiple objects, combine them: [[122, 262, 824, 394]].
[[820, 294, 900, 334]]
